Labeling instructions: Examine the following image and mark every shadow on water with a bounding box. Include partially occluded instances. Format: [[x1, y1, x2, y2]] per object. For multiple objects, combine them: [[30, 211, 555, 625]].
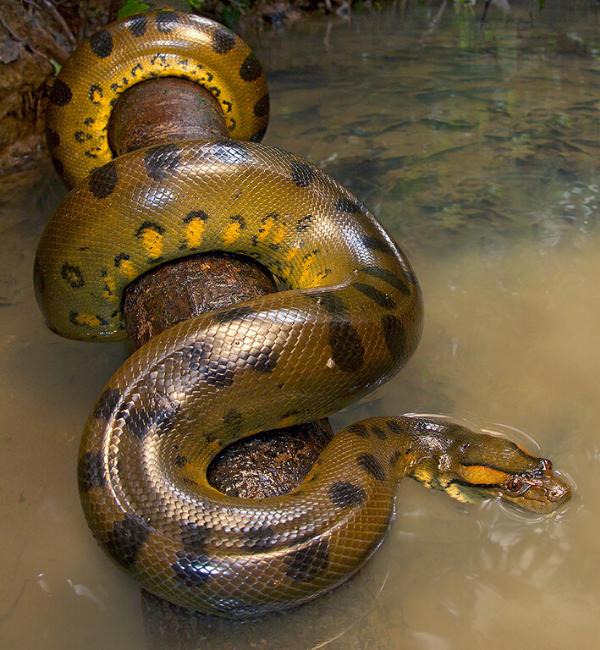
[[1, 1, 599, 648]]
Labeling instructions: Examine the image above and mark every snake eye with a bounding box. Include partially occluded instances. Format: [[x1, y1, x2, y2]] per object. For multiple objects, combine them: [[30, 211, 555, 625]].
[[505, 477, 524, 493]]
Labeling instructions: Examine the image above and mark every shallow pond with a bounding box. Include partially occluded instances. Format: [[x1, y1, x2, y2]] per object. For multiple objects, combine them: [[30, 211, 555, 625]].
[[1, 1, 599, 648]]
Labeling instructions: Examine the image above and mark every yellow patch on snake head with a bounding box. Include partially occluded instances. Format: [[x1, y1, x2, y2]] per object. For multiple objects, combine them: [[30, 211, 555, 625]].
[[459, 465, 508, 486], [136, 221, 165, 260]]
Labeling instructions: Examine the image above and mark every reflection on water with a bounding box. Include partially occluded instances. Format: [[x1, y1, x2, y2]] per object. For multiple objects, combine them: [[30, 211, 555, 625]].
[[1, 1, 599, 648]]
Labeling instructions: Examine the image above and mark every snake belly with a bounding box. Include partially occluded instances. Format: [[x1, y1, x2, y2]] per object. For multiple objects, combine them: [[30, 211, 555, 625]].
[[34, 138, 423, 616]]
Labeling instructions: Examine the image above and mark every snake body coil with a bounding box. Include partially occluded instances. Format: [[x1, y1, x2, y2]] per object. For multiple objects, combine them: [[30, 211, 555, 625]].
[[35, 11, 570, 617]]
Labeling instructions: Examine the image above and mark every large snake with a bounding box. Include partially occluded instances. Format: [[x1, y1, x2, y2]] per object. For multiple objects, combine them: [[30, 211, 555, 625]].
[[35, 10, 571, 617]]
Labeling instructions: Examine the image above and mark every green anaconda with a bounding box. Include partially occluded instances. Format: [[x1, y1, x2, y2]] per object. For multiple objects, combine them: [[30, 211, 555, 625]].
[[35, 10, 571, 617]]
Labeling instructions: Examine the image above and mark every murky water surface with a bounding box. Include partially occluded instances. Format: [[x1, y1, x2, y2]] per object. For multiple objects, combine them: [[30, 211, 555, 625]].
[[2, 1, 599, 648]]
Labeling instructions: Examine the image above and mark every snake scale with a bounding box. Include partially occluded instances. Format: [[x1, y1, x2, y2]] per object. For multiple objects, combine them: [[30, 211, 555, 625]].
[[35, 10, 571, 617]]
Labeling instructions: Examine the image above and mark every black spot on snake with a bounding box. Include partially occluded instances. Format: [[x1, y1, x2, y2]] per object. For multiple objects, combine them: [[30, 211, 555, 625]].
[[284, 539, 329, 582], [118, 394, 178, 440], [172, 551, 214, 586], [329, 316, 365, 373], [212, 26, 236, 54], [290, 161, 316, 188], [88, 161, 118, 199], [126, 14, 147, 37], [74, 131, 91, 143], [335, 197, 364, 214], [371, 425, 388, 440], [260, 213, 279, 229], [239, 53, 263, 83], [247, 343, 279, 373], [60, 263, 85, 289], [183, 210, 209, 223], [390, 449, 403, 466], [357, 452, 386, 482], [223, 408, 244, 431], [149, 53, 166, 67], [210, 140, 249, 165], [307, 290, 347, 316], [105, 514, 151, 569], [351, 282, 396, 310], [296, 214, 314, 232], [114, 252, 130, 267], [213, 305, 254, 323], [381, 314, 408, 365], [77, 451, 106, 492], [89, 30, 113, 58], [229, 214, 246, 228], [203, 358, 235, 389], [46, 129, 60, 148], [329, 481, 367, 508], [174, 454, 187, 467], [386, 419, 405, 435], [94, 387, 122, 420], [347, 423, 370, 438], [241, 526, 278, 553], [180, 521, 211, 553], [156, 11, 179, 33], [144, 143, 181, 180], [181, 341, 211, 374], [253, 94, 270, 118], [360, 266, 411, 295], [135, 221, 165, 239], [49, 78, 72, 106], [362, 235, 395, 256]]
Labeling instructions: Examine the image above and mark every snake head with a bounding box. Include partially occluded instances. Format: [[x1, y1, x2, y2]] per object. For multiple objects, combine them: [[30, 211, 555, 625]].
[[438, 431, 572, 515], [499, 458, 571, 514]]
